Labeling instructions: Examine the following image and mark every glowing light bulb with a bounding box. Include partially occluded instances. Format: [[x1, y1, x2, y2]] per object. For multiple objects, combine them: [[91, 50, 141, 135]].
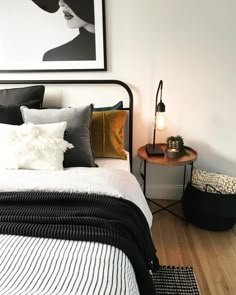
[[155, 112, 168, 131]]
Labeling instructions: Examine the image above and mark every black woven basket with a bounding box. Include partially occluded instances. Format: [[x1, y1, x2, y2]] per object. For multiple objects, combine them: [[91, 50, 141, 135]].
[[182, 183, 236, 231]]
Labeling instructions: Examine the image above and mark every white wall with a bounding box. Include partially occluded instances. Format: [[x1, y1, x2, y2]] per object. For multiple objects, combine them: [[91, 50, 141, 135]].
[[1, 0, 235, 199]]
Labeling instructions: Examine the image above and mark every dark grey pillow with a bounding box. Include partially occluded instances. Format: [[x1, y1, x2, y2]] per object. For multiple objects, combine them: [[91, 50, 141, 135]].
[[93, 101, 123, 111], [0, 85, 45, 106], [21, 105, 96, 168], [0, 99, 42, 125]]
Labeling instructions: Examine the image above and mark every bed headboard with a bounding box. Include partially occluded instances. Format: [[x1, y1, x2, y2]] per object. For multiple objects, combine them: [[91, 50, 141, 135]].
[[0, 79, 133, 171]]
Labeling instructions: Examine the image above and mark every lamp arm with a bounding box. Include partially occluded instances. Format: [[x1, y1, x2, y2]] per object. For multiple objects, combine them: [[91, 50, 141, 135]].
[[152, 80, 163, 147], [154, 80, 163, 115]]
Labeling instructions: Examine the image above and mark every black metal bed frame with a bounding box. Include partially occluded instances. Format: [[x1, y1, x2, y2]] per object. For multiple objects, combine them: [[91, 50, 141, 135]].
[[0, 79, 133, 171]]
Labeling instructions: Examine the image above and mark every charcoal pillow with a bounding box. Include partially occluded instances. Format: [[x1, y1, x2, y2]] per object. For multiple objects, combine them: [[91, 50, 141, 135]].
[[21, 105, 96, 168], [0, 85, 45, 106], [0, 99, 43, 125], [93, 101, 123, 111]]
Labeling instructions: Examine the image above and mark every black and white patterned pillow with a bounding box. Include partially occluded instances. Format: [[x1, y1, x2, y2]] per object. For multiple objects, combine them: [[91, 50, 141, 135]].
[[192, 168, 236, 194]]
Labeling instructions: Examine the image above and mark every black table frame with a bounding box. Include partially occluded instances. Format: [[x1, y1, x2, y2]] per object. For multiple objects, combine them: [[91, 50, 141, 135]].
[[140, 160, 194, 221]]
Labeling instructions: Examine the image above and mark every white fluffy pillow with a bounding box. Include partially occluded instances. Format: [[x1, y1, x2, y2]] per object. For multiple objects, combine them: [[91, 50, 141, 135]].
[[0, 122, 73, 170]]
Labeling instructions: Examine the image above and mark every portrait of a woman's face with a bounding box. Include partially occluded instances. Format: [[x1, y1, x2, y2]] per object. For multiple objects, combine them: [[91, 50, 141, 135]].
[[0, 0, 106, 71], [59, 0, 88, 29], [58, 0, 95, 30]]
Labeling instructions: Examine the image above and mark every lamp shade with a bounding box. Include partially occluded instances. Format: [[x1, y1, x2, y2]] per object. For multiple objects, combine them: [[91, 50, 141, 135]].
[[155, 112, 168, 131]]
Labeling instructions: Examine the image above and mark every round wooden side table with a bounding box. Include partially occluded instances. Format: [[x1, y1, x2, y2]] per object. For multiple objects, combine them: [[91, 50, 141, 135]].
[[137, 144, 198, 219]]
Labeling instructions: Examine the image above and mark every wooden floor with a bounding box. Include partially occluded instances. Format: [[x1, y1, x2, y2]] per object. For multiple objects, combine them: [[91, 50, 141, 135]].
[[149, 199, 236, 295]]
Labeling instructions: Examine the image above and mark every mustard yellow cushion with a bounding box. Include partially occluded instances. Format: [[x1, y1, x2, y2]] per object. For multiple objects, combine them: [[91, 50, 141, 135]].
[[92, 110, 127, 159]]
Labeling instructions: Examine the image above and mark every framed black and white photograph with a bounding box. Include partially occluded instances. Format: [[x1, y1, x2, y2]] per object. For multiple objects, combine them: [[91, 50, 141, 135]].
[[0, 0, 106, 72]]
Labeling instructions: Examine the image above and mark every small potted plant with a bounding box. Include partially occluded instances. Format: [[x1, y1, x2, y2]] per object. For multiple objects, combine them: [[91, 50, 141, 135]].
[[166, 135, 185, 158]]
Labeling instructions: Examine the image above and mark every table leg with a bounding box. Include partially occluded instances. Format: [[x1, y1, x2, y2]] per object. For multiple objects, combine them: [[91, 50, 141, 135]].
[[190, 162, 193, 184], [143, 160, 146, 196], [146, 163, 190, 222], [182, 165, 187, 196], [139, 159, 147, 195]]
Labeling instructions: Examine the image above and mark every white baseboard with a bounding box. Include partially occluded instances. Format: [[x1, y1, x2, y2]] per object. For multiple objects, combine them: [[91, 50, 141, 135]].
[[146, 184, 183, 200]]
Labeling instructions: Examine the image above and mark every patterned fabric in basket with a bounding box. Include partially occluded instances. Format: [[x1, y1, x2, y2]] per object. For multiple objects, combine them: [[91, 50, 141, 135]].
[[192, 168, 236, 194]]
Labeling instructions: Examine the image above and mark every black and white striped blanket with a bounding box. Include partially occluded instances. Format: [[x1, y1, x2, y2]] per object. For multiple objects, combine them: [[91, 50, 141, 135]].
[[0, 191, 158, 295]]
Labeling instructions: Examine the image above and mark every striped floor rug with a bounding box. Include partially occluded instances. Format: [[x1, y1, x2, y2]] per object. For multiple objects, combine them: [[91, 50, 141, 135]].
[[151, 266, 200, 295]]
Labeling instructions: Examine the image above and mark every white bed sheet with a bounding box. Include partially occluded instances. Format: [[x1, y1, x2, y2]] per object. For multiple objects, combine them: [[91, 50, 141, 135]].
[[95, 151, 130, 172]]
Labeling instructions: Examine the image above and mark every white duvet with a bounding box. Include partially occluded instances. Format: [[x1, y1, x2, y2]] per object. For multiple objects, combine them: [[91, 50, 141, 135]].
[[0, 167, 152, 227]]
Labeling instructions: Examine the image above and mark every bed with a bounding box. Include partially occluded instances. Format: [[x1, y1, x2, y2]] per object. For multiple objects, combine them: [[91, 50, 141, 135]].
[[0, 80, 158, 295]]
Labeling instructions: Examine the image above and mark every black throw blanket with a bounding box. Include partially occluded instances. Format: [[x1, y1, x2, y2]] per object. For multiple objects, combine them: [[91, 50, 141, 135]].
[[0, 191, 159, 295]]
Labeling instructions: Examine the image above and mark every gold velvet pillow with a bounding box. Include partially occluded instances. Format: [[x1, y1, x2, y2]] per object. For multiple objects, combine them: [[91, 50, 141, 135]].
[[92, 110, 127, 159]]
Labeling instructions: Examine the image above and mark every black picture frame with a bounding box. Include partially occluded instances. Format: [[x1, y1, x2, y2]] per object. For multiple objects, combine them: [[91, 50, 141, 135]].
[[0, 0, 106, 72]]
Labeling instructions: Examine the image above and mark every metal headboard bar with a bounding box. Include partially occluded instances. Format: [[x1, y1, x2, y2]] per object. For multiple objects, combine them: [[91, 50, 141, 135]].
[[0, 79, 133, 171]]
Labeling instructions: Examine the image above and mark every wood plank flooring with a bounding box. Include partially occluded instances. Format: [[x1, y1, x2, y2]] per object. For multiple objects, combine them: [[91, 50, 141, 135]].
[[149, 199, 236, 295]]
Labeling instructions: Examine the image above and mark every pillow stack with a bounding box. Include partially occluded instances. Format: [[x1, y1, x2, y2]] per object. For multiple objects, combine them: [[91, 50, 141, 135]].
[[0, 84, 127, 171]]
